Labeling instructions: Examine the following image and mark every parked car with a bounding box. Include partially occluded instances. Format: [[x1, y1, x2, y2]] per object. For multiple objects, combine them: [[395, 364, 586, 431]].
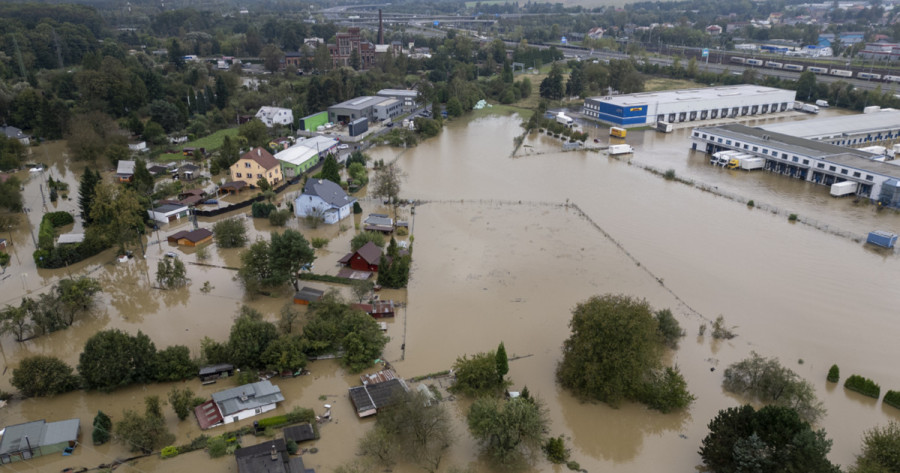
[[338, 144, 349, 150]]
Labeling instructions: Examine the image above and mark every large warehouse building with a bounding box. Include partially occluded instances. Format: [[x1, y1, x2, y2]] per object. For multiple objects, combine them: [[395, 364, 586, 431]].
[[760, 107, 900, 147], [583, 85, 796, 126], [327, 96, 403, 125]]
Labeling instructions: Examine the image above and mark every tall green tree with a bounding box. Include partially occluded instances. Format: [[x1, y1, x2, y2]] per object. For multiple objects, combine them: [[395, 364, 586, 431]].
[[78, 168, 101, 224], [88, 182, 146, 253], [132, 156, 154, 196], [269, 229, 315, 291], [450, 350, 508, 397], [0, 176, 23, 212], [239, 119, 269, 148], [699, 405, 839, 473], [320, 155, 341, 184], [214, 75, 229, 109], [56, 277, 102, 326], [92, 411, 112, 445], [539, 64, 564, 100], [212, 217, 247, 248], [850, 422, 900, 473], [168, 386, 196, 421], [155, 345, 196, 381], [78, 329, 158, 391], [226, 306, 279, 368], [723, 352, 825, 423], [565, 63, 584, 97], [116, 395, 174, 453], [496, 342, 509, 384], [797, 70, 817, 102]]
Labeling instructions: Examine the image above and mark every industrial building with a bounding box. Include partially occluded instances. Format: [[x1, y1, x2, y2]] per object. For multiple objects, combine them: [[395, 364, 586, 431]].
[[377, 89, 419, 112], [760, 108, 900, 147], [691, 123, 900, 202], [327, 96, 403, 124], [583, 85, 796, 126]]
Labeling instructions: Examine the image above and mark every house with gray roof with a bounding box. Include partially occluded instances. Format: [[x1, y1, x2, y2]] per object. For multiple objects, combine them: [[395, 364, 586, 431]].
[[294, 178, 356, 224], [194, 380, 285, 430], [116, 160, 136, 182], [1, 126, 30, 146], [148, 203, 190, 224], [235, 438, 315, 473], [0, 419, 80, 464]]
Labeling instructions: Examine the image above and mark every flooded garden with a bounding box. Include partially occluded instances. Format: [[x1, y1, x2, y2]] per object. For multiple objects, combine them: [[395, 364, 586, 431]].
[[2, 109, 900, 472]]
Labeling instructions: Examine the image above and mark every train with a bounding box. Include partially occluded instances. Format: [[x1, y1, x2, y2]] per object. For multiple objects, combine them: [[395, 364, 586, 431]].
[[729, 56, 900, 82]]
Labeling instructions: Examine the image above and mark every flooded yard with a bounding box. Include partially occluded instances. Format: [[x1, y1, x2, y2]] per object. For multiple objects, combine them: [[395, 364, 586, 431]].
[[1, 110, 900, 472]]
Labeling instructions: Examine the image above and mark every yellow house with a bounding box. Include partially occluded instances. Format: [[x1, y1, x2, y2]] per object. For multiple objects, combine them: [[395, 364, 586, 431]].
[[230, 147, 283, 188]]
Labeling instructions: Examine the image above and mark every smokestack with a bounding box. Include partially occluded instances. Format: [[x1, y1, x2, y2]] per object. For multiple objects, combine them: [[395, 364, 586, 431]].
[[378, 9, 384, 45]]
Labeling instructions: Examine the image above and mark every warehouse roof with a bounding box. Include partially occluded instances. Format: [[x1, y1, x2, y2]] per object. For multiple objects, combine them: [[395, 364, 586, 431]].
[[696, 123, 900, 177], [330, 96, 391, 111], [275, 144, 319, 167], [377, 89, 418, 98], [761, 109, 900, 138], [590, 85, 794, 106]]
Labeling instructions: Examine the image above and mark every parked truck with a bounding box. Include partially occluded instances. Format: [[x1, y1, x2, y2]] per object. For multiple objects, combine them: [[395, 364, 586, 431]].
[[556, 113, 574, 126], [795, 102, 819, 114], [815, 99, 829, 108], [608, 144, 634, 155], [656, 121, 673, 133], [830, 180, 858, 197], [610, 127, 627, 138]]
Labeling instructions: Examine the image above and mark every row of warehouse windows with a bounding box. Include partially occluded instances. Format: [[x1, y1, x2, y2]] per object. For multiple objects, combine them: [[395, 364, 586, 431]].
[[694, 132, 876, 181], [654, 102, 791, 123]]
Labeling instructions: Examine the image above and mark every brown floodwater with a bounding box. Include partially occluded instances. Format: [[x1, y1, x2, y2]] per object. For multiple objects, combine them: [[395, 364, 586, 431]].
[[2, 110, 900, 472]]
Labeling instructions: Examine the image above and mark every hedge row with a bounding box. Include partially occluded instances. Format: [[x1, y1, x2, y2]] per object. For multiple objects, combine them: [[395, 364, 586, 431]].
[[884, 390, 900, 410], [298, 273, 353, 285], [844, 374, 881, 399]]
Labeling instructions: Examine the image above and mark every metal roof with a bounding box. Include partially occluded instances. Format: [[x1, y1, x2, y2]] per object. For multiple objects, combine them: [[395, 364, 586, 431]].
[[760, 109, 900, 138], [301, 178, 356, 208], [590, 85, 793, 107], [330, 96, 391, 111], [0, 421, 45, 455], [40, 419, 80, 446], [116, 160, 135, 175], [153, 203, 188, 213], [297, 136, 338, 153], [377, 89, 418, 98], [275, 144, 319, 167], [212, 380, 284, 417]]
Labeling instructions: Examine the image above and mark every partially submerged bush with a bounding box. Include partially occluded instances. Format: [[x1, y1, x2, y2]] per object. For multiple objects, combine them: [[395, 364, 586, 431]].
[[827, 364, 840, 383], [845, 374, 880, 399]]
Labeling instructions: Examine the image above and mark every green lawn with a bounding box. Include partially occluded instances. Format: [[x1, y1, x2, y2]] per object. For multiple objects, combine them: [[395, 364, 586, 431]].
[[158, 128, 240, 162]]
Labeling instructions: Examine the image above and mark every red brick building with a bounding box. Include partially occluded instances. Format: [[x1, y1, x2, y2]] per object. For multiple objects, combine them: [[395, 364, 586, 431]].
[[328, 27, 375, 70]]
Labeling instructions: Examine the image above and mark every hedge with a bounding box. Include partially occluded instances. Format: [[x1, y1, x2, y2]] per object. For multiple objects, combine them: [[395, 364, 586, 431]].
[[827, 364, 840, 383], [254, 407, 317, 434], [45, 211, 74, 227], [884, 390, 900, 410], [160, 446, 178, 459], [844, 374, 881, 399], [298, 273, 353, 285]]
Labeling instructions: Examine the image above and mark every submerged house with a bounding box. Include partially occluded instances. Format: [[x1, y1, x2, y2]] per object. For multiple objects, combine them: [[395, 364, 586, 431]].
[[167, 228, 213, 246], [198, 363, 235, 384], [338, 241, 383, 272], [295, 178, 356, 224], [235, 438, 315, 473], [348, 377, 409, 417], [0, 419, 80, 464], [194, 380, 285, 429]]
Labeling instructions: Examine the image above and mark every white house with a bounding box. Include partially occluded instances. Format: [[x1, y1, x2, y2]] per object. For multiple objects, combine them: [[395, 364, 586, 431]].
[[148, 203, 190, 224], [295, 178, 356, 224], [194, 380, 285, 429], [255, 106, 294, 128], [128, 142, 148, 153]]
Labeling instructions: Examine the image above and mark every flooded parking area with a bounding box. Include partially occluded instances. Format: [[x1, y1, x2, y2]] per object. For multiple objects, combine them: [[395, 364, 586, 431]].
[[2, 109, 900, 471]]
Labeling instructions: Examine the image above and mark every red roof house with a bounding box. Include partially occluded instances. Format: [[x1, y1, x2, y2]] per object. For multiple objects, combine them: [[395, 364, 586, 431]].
[[338, 242, 383, 272]]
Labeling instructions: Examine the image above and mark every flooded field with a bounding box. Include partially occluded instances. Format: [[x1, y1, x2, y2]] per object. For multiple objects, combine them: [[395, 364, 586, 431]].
[[1, 109, 900, 472]]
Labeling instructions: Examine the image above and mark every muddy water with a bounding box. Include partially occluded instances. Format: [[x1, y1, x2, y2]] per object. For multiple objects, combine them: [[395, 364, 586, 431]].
[[2, 110, 900, 472]]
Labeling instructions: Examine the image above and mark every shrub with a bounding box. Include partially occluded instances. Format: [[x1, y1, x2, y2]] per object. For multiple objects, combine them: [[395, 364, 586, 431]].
[[351, 231, 385, 251], [251, 202, 276, 218], [788, 213, 798, 221], [352, 201, 362, 214], [827, 364, 840, 383], [747, 200, 755, 207], [176, 435, 209, 454], [268, 209, 291, 226], [844, 374, 881, 399], [543, 436, 570, 464], [396, 227, 409, 236], [655, 308, 683, 348], [286, 439, 298, 455], [161, 446, 178, 459], [298, 272, 353, 285], [311, 237, 329, 248], [664, 169, 676, 180], [884, 390, 900, 410], [711, 315, 736, 339], [256, 414, 289, 429], [207, 436, 227, 458], [45, 211, 74, 227]]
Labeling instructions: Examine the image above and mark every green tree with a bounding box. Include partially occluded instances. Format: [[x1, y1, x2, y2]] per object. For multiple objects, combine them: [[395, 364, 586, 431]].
[[239, 119, 269, 148], [303, 291, 388, 372], [699, 405, 840, 473], [92, 411, 112, 445], [261, 335, 308, 374], [214, 75, 230, 109], [0, 176, 23, 212], [156, 257, 187, 289], [450, 350, 508, 397], [78, 168, 101, 224], [351, 279, 374, 303], [347, 162, 368, 186], [797, 70, 817, 102], [496, 342, 509, 384], [361, 390, 454, 472], [278, 303, 301, 334], [155, 345, 196, 382], [371, 162, 405, 219], [116, 395, 174, 453], [557, 294, 692, 411], [227, 306, 279, 368], [351, 231, 386, 251], [11, 355, 79, 397], [142, 121, 166, 145], [349, 48, 361, 70], [565, 64, 584, 97], [57, 277, 102, 326], [655, 308, 683, 349], [88, 182, 146, 253], [320, 155, 341, 184], [0, 303, 31, 341], [340, 311, 389, 372], [78, 329, 157, 391], [237, 239, 274, 293], [269, 229, 316, 291], [132, 156, 154, 196], [168, 386, 196, 421], [723, 352, 825, 423], [850, 422, 900, 473], [467, 397, 548, 465], [213, 217, 248, 248], [446, 97, 463, 117], [539, 64, 564, 100]]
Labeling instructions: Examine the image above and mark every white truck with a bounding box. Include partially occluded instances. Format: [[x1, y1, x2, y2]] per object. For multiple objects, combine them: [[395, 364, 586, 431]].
[[739, 157, 765, 170], [798, 103, 819, 114], [712, 150, 741, 166], [830, 181, 858, 197], [815, 99, 829, 107], [556, 112, 574, 126], [656, 121, 673, 133], [608, 144, 634, 155]]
